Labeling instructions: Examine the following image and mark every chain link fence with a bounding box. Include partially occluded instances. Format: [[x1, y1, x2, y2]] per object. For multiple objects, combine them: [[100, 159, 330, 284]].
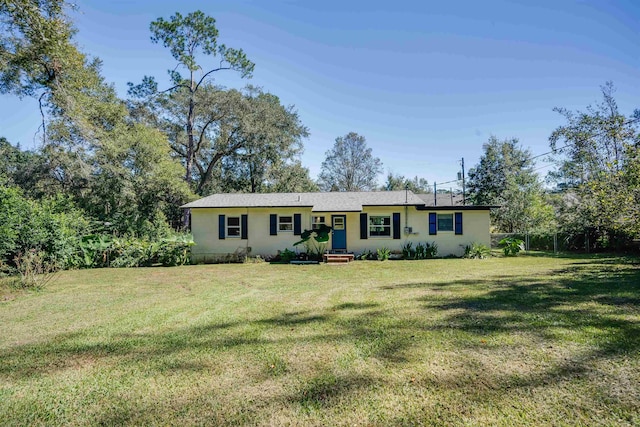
[[492, 232, 589, 253]]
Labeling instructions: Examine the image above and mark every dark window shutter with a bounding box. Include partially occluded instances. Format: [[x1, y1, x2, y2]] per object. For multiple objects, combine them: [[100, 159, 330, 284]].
[[270, 214, 277, 236], [455, 212, 463, 235], [393, 212, 401, 239], [219, 214, 226, 240], [429, 212, 437, 235], [360, 213, 368, 239], [241, 214, 248, 239], [293, 213, 302, 235]]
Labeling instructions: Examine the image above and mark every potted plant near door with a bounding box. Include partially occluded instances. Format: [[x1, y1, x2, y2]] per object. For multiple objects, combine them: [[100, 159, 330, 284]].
[[293, 224, 333, 261]]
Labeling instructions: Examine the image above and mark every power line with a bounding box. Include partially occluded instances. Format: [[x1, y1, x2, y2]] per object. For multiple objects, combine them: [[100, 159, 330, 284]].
[[531, 116, 640, 161], [432, 116, 639, 191], [530, 145, 568, 161], [435, 179, 458, 185]]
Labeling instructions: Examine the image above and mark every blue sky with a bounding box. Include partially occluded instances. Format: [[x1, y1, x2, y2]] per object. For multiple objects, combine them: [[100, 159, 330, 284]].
[[1, 0, 638, 187]]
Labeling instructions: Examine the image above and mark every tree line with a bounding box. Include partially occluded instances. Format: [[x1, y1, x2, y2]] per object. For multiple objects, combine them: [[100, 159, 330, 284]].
[[466, 82, 640, 250]]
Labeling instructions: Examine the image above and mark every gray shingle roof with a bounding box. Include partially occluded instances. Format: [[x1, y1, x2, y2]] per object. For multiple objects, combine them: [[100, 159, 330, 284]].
[[182, 191, 428, 212]]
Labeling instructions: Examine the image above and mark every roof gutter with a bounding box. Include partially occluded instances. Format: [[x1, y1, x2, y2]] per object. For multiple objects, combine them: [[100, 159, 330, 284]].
[[415, 205, 499, 211]]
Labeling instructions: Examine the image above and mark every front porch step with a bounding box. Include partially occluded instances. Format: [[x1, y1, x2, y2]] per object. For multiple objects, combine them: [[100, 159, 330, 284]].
[[323, 253, 354, 263]]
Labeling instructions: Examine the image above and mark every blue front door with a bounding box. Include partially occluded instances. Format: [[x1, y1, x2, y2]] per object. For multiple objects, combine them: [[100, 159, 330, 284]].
[[332, 215, 347, 251]]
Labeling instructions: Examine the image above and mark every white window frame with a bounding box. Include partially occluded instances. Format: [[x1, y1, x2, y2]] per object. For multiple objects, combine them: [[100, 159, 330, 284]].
[[278, 215, 293, 232], [312, 216, 326, 230], [369, 215, 391, 237], [437, 213, 454, 232], [227, 216, 241, 238]]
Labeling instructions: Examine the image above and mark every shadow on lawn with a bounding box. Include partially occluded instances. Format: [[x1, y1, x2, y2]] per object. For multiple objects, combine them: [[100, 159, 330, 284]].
[[333, 302, 380, 310], [0, 306, 402, 382], [421, 262, 640, 341], [405, 257, 640, 395], [1, 256, 639, 424]]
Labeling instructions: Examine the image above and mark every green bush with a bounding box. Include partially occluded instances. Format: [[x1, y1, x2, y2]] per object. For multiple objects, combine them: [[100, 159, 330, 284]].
[[358, 250, 375, 260], [293, 225, 332, 260], [464, 242, 492, 259], [110, 239, 148, 268], [77, 235, 115, 268], [75, 233, 195, 268], [0, 188, 90, 272], [0, 185, 193, 272], [377, 247, 390, 261], [417, 242, 438, 259], [499, 237, 525, 256], [401, 242, 415, 259], [277, 248, 296, 263], [0, 186, 29, 266], [157, 234, 195, 266], [401, 241, 438, 259], [110, 234, 195, 267]]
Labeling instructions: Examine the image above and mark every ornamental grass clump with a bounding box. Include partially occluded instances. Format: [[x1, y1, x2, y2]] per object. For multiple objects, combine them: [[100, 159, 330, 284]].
[[13, 249, 59, 289], [464, 242, 492, 259]]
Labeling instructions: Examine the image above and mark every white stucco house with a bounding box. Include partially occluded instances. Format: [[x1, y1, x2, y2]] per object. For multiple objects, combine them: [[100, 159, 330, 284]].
[[181, 190, 493, 262]]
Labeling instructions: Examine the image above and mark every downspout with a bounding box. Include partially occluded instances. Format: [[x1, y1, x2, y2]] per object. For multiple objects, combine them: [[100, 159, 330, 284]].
[[405, 184, 409, 232], [405, 205, 409, 231], [246, 207, 250, 258]]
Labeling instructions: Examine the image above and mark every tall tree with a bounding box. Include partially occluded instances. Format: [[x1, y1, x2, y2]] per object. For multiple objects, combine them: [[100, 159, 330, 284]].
[[0, 0, 99, 141], [85, 124, 192, 233], [0, 0, 75, 97], [263, 160, 319, 193], [0, 137, 48, 196], [215, 158, 318, 194], [2, 1, 194, 234], [549, 82, 636, 186], [197, 87, 308, 194], [467, 136, 554, 233], [382, 173, 431, 193], [129, 84, 310, 195], [131, 11, 254, 187], [318, 132, 383, 191], [548, 82, 640, 245]]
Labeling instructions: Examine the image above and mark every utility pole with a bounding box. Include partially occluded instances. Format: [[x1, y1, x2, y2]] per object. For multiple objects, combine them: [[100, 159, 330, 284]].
[[433, 182, 437, 206], [460, 157, 466, 206]]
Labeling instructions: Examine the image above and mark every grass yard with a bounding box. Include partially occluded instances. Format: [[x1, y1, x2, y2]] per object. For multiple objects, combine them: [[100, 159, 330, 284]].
[[1, 254, 639, 426]]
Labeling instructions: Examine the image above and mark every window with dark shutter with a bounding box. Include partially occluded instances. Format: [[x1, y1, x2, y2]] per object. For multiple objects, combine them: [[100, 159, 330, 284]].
[[219, 215, 226, 240], [454, 212, 463, 235], [293, 214, 302, 235], [392, 213, 401, 239], [270, 214, 277, 236], [360, 213, 368, 239], [241, 215, 248, 239], [429, 212, 437, 235]]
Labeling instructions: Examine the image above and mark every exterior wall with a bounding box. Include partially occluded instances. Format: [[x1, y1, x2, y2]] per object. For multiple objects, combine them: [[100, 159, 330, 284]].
[[350, 207, 490, 257], [190, 207, 309, 261], [190, 206, 491, 261]]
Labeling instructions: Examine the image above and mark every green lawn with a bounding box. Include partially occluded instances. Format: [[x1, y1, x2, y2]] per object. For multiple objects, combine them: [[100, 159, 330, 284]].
[[1, 254, 639, 426]]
